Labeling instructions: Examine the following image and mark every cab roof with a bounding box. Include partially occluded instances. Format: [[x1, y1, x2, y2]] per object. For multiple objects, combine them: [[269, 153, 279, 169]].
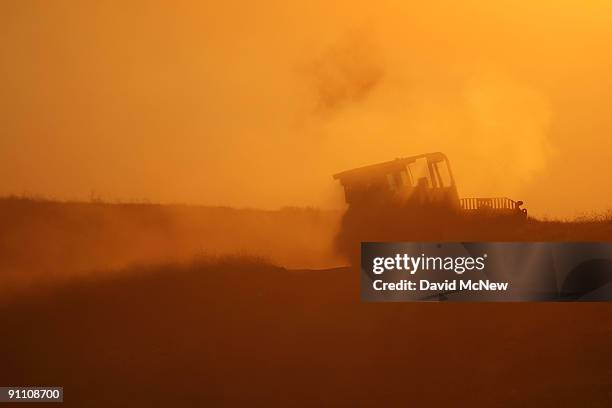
[[333, 152, 448, 184]]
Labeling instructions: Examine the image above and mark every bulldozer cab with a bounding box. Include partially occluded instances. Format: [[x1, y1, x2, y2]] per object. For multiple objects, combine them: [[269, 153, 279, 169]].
[[332, 152, 527, 261], [333, 152, 461, 210]]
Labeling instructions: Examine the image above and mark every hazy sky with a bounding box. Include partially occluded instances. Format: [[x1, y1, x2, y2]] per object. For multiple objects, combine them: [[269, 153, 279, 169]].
[[2, 1, 612, 217]]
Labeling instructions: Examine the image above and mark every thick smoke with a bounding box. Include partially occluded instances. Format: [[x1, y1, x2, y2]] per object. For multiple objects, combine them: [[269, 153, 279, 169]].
[[299, 38, 554, 209], [303, 31, 385, 116], [2, 1, 612, 217]]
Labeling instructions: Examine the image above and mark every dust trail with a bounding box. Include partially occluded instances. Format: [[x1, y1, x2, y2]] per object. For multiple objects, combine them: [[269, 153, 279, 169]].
[[2, 1, 612, 216]]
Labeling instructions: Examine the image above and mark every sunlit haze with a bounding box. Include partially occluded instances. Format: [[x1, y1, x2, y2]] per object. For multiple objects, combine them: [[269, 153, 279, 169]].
[[2, 1, 612, 217]]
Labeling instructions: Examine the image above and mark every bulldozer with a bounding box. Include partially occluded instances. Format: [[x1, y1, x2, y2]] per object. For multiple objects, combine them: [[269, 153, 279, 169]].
[[333, 152, 527, 259]]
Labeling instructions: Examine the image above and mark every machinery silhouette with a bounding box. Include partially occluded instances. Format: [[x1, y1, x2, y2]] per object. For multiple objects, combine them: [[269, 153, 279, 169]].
[[333, 152, 527, 260]]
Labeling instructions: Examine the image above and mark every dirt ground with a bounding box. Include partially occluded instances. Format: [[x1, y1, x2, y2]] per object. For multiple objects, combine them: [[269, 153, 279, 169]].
[[2, 198, 612, 406], [2, 258, 612, 407]]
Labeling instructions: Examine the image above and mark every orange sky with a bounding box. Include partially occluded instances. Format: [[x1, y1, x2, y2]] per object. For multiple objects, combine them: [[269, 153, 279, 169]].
[[1, 0, 612, 218]]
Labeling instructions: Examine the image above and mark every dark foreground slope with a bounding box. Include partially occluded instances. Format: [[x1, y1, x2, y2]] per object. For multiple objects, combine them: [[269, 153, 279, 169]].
[[2, 257, 611, 407]]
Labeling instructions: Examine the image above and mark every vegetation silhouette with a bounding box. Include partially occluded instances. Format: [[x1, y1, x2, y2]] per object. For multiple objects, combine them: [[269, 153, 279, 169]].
[[1, 191, 612, 406], [0, 196, 342, 297]]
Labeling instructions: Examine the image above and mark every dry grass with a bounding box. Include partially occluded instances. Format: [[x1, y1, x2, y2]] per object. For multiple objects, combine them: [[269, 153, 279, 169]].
[[0, 196, 343, 295], [2, 198, 612, 406]]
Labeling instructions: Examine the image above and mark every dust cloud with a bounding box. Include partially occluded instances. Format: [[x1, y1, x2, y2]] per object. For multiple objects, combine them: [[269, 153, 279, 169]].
[[1, 1, 612, 217]]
